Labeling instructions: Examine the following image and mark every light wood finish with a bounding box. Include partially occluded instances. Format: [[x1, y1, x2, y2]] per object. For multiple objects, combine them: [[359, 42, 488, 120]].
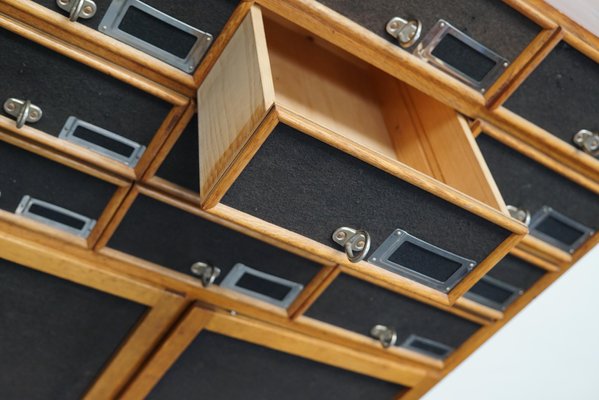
[[0, 0, 196, 96], [0, 217, 186, 399], [198, 6, 275, 205], [0, 12, 188, 106], [510, 247, 560, 272], [288, 264, 340, 319], [86, 185, 132, 249], [517, 235, 572, 267], [455, 297, 504, 321]]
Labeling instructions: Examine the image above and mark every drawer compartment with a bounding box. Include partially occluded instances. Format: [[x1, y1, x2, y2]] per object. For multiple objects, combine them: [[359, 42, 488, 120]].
[[305, 273, 481, 358], [107, 192, 323, 308], [0, 27, 171, 164], [504, 42, 599, 156], [0, 139, 118, 237], [317, 0, 540, 90], [477, 133, 599, 253], [32, 0, 240, 72], [199, 7, 524, 301], [0, 257, 147, 399], [464, 255, 545, 311]]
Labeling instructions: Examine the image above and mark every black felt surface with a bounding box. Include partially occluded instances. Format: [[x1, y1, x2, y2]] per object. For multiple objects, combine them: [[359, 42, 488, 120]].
[[0, 140, 117, 219], [468, 278, 514, 304], [33, 0, 239, 40], [223, 124, 510, 266], [431, 33, 497, 82], [477, 134, 599, 232], [505, 42, 599, 145], [388, 241, 462, 282], [536, 215, 586, 246], [485, 255, 545, 292], [0, 27, 170, 145], [318, 0, 540, 60], [306, 274, 480, 348], [0, 257, 147, 400], [149, 331, 402, 400], [108, 194, 321, 288], [156, 115, 199, 191]]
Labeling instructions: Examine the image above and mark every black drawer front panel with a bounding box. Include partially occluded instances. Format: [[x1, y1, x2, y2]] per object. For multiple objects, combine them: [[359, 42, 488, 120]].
[[0, 257, 147, 400], [0, 27, 170, 145], [505, 42, 599, 144], [108, 194, 321, 286], [486, 255, 544, 292], [305, 274, 480, 348], [223, 123, 510, 266], [0, 140, 117, 220], [33, 0, 239, 43], [318, 0, 540, 60], [149, 331, 402, 400], [156, 115, 199, 191], [477, 134, 599, 232]]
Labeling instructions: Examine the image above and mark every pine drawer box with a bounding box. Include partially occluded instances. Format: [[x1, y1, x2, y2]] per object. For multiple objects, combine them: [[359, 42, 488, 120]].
[[504, 42, 599, 159], [106, 188, 325, 312], [28, 0, 240, 73], [477, 131, 599, 258], [0, 138, 118, 240], [0, 26, 173, 168], [316, 0, 541, 91], [120, 305, 418, 399], [196, 6, 527, 305]]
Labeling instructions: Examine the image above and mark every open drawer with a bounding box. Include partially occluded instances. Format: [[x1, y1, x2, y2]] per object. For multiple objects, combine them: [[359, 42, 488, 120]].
[[119, 304, 424, 399], [196, 6, 527, 305]]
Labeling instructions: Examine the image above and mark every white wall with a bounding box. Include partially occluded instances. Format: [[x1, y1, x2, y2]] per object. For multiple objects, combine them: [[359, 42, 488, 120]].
[[423, 246, 599, 400]]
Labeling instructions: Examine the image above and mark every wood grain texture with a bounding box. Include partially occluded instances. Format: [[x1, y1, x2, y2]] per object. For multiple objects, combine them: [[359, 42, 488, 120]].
[[198, 6, 275, 203], [288, 264, 340, 319]]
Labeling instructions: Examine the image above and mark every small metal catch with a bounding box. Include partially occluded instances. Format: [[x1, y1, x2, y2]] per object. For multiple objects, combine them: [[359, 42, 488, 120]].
[[572, 129, 599, 157], [386, 17, 422, 48], [507, 205, 531, 226], [370, 325, 397, 348], [56, 0, 97, 22], [332, 227, 371, 263], [190, 262, 221, 287], [3, 98, 42, 129]]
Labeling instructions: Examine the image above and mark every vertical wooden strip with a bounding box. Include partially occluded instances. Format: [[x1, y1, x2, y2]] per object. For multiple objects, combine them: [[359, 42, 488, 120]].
[[93, 185, 141, 250], [288, 264, 340, 319], [87, 184, 132, 248]]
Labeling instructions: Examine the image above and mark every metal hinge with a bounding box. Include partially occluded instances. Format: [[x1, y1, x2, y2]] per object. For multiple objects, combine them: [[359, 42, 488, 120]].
[[386, 17, 422, 48], [332, 227, 371, 263], [370, 325, 397, 348], [190, 262, 221, 287], [3, 98, 42, 129], [56, 0, 97, 22], [572, 129, 599, 157], [507, 205, 531, 226]]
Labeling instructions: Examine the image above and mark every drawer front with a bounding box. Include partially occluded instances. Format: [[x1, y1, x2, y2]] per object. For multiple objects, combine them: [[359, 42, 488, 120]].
[[222, 123, 510, 268], [0, 140, 117, 229], [148, 330, 403, 400], [478, 134, 599, 250], [33, 0, 239, 72], [0, 257, 147, 399], [108, 194, 322, 302], [318, 0, 539, 86], [305, 274, 480, 353], [0, 28, 171, 149], [156, 115, 199, 191], [504, 42, 599, 152]]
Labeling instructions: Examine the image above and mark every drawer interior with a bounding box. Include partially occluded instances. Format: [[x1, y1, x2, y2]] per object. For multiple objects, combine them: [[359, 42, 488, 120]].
[[0, 27, 171, 145], [148, 330, 403, 400], [504, 42, 599, 145], [0, 257, 147, 399], [305, 274, 481, 351]]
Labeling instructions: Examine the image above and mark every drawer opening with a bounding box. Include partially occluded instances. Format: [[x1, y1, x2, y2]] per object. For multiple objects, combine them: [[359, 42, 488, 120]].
[[464, 275, 522, 311], [529, 207, 594, 253], [400, 334, 453, 360], [198, 6, 507, 211]]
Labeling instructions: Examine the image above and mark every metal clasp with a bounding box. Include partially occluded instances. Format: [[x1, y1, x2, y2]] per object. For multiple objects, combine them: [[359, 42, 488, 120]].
[[190, 262, 221, 287], [332, 227, 371, 263], [370, 325, 397, 348], [56, 0, 97, 22], [3, 98, 42, 129], [507, 205, 531, 226], [572, 129, 599, 157], [386, 17, 422, 48]]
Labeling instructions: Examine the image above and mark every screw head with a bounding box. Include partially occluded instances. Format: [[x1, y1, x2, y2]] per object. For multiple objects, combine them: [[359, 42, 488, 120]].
[[83, 5, 93, 14], [355, 240, 365, 250], [229, 310, 237, 316], [29, 110, 39, 119], [335, 231, 347, 241], [5, 102, 15, 112]]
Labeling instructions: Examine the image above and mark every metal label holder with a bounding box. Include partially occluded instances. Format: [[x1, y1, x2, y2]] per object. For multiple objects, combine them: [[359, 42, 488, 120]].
[[368, 229, 476, 293], [15, 195, 96, 238], [98, 0, 213, 72], [401, 334, 454, 360], [529, 206, 594, 253], [220, 263, 304, 309], [414, 19, 509, 92], [464, 275, 523, 311], [59, 116, 146, 167]]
